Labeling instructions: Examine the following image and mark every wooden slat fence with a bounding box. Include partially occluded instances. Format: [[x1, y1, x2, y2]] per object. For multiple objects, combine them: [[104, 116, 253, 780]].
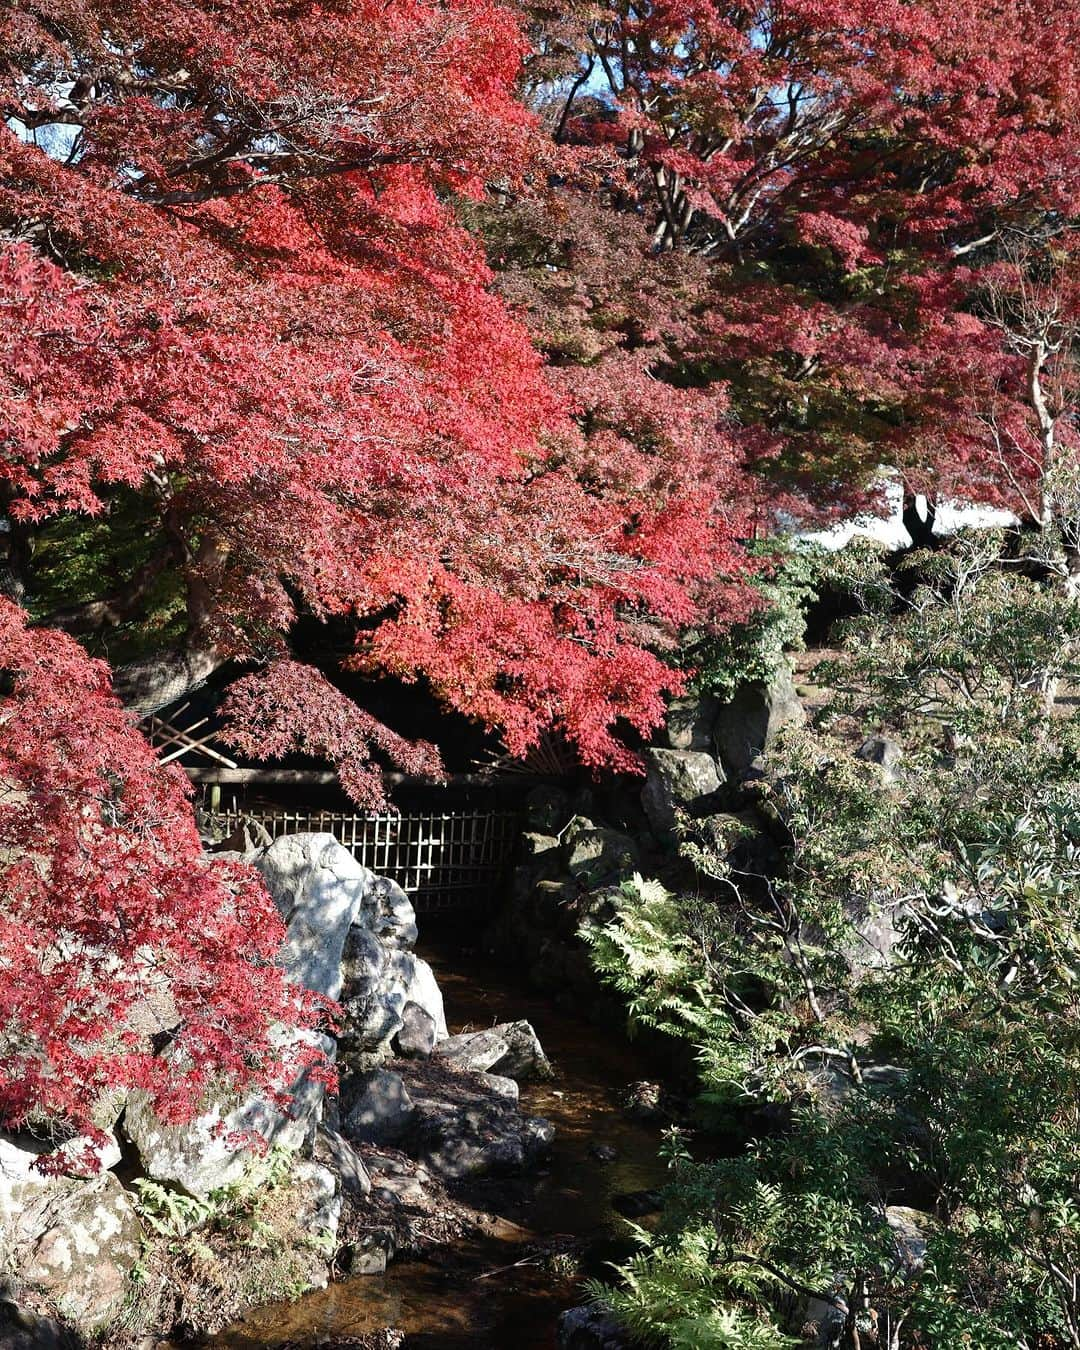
[[206, 805, 521, 913]]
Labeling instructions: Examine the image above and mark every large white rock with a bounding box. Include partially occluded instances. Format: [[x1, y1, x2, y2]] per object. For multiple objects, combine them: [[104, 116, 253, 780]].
[[123, 1027, 335, 1197], [254, 833, 373, 1000], [0, 1130, 122, 1260], [123, 833, 374, 1193], [126, 833, 451, 1190], [0, 1128, 121, 1227]]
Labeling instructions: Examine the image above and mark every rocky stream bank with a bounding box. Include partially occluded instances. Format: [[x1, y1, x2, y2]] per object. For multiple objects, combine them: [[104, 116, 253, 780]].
[[0, 832, 671, 1350], [210, 935, 671, 1350], [1, 670, 811, 1350]]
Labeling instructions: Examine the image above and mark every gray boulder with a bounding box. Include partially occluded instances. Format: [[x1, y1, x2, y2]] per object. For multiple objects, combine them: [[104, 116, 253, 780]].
[[14, 1171, 142, 1330], [621, 1080, 664, 1121], [123, 1026, 334, 1196], [362, 874, 419, 950], [835, 892, 907, 972], [0, 1303, 74, 1350], [402, 955, 448, 1039], [811, 1059, 909, 1112], [802, 1296, 847, 1348], [522, 831, 561, 860], [487, 1021, 551, 1081], [433, 1029, 510, 1073], [372, 1173, 428, 1208], [393, 1002, 438, 1059], [291, 1160, 341, 1253], [692, 810, 779, 876], [558, 1305, 631, 1349], [342, 1070, 415, 1145], [483, 1074, 520, 1103], [405, 1067, 554, 1180], [562, 818, 640, 886], [350, 1227, 396, 1276], [713, 666, 805, 778], [341, 938, 447, 1064], [1, 1134, 66, 1246], [313, 1125, 371, 1198], [664, 691, 722, 751], [798, 1209, 927, 1345], [886, 1205, 930, 1275], [857, 734, 903, 784], [340, 926, 392, 1050], [641, 748, 723, 833]]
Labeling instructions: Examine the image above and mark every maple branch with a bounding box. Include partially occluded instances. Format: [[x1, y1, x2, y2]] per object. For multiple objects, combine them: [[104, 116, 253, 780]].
[[553, 56, 596, 145], [142, 149, 414, 206], [952, 230, 1000, 257], [46, 551, 174, 633]]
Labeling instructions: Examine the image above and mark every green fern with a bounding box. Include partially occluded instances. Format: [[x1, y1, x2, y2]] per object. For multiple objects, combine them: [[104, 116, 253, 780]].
[[131, 1178, 214, 1237], [584, 1225, 796, 1350]]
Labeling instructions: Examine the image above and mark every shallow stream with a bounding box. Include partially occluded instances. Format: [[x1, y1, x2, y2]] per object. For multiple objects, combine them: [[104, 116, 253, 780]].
[[213, 930, 668, 1349]]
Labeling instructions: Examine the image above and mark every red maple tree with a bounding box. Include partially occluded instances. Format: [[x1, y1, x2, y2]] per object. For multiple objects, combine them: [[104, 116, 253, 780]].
[[515, 0, 1080, 532], [0, 599, 318, 1137], [1, 0, 749, 776], [0, 0, 754, 1131]]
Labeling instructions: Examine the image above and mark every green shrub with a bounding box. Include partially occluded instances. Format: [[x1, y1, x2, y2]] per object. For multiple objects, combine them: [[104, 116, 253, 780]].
[[586, 539, 1080, 1348]]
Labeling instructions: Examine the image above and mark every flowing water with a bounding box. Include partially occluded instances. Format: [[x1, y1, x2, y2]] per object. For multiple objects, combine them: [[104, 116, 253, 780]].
[[213, 929, 668, 1349]]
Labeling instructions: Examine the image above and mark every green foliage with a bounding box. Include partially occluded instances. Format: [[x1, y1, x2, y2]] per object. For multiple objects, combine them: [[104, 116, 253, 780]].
[[131, 1146, 296, 1243], [680, 536, 892, 700], [29, 488, 186, 662], [585, 538, 1080, 1348], [679, 541, 824, 699], [586, 1222, 798, 1350], [131, 1178, 215, 1238], [820, 533, 1080, 741]]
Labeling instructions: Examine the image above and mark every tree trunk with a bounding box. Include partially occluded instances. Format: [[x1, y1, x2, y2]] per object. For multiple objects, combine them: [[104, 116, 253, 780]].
[[47, 551, 176, 633], [1028, 344, 1056, 516], [0, 506, 35, 606], [901, 492, 938, 550], [1062, 529, 1080, 597], [113, 528, 231, 715], [111, 644, 226, 717]]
